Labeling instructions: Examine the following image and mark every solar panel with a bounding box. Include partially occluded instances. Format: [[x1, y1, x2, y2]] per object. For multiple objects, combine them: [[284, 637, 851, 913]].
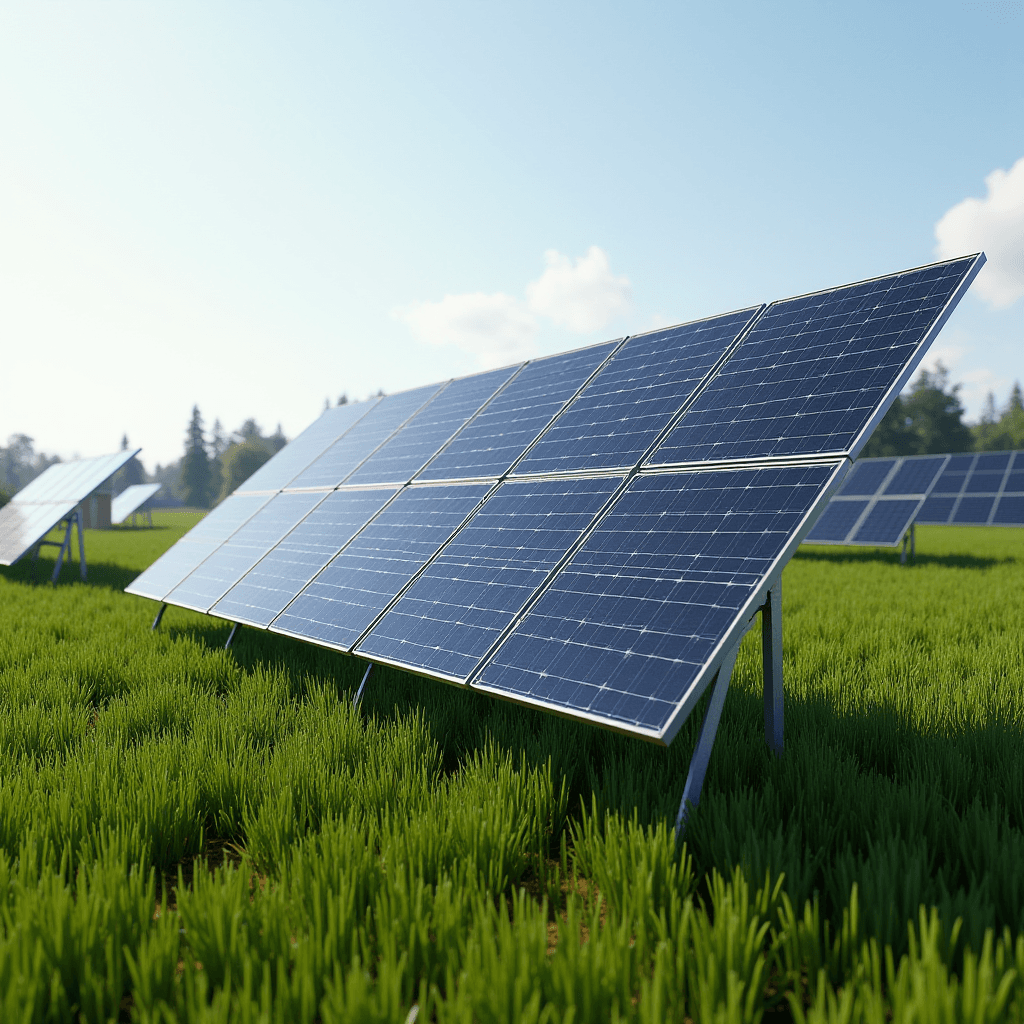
[[0, 449, 142, 567], [914, 450, 1024, 526], [125, 492, 273, 600], [211, 488, 401, 628], [236, 399, 378, 494], [345, 365, 522, 485], [271, 483, 490, 650], [473, 464, 844, 740], [803, 499, 869, 543], [511, 309, 762, 477], [417, 341, 618, 482], [648, 257, 982, 466], [162, 491, 328, 613], [355, 476, 622, 681], [286, 385, 442, 491], [112, 484, 162, 524], [127, 254, 985, 778]]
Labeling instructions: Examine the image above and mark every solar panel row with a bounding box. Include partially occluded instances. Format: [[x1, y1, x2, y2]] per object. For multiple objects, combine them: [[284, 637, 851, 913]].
[[126, 254, 985, 744], [805, 449, 1024, 547]]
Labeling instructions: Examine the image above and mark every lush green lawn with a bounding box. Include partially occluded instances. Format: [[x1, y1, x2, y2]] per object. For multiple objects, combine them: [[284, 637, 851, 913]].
[[0, 514, 1022, 1021]]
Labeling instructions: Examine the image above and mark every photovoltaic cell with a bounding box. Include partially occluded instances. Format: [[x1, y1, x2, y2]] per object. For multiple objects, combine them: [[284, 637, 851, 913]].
[[356, 476, 621, 681], [512, 309, 761, 476], [0, 501, 78, 564], [286, 385, 441, 490], [851, 499, 921, 544], [649, 257, 980, 465], [474, 465, 841, 739], [163, 492, 328, 613], [346, 365, 521, 485], [911, 450, 1023, 525], [838, 460, 895, 496], [994, 496, 1024, 524], [883, 456, 946, 495], [953, 496, 995, 524], [211, 488, 400, 628], [125, 493, 272, 601], [418, 342, 618, 481], [917, 496, 956, 524], [237, 400, 376, 494], [271, 484, 489, 650], [803, 500, 868, 543]]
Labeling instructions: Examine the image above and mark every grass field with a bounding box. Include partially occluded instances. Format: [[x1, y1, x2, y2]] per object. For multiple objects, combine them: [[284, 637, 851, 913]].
[[1, 511, 1023, 1022]]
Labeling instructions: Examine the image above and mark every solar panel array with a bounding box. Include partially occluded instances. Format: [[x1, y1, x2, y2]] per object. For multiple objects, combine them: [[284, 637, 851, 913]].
[[805, 448, 1024, 546], [0, 449, 142, 566], [126, 255, 983, 744]]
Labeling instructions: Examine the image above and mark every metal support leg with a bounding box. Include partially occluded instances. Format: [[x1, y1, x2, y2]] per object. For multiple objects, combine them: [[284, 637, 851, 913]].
[[762, 581, 783, 756], [224, 623, 240, 650], [51, 517, 74, 585], [151, 603, 167, 630], [353, 663, 374, 707], [910, 522, 915, 561], [675, 641, 741, 834], [75, 509, 86, 581], [900, 532, 908, 566]]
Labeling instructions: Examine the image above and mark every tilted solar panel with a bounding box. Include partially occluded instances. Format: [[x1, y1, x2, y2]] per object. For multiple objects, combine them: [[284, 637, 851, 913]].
[[512, 309, 762, 476], [417, 341, 618, 482], [112, 484, 162, 524], [0, 449, 142, 567], [236, 400, 378, 494], [210, 488, 401, 628], [272, 483, 490, 650], [286, 385, 442, 491], [648, 257, 980, 466], [473, 465, 845, 741], [346, 365, 521, 485], [355, 476, 622, 681]]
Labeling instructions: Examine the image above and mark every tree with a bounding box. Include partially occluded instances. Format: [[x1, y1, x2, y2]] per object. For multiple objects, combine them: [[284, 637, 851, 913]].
[[218, 441, 271, 501], [902, 362, 974, 454], [178, 405, 212, 508], [861, 395, 922, 457], [111, 434, 146, 492], [976, 380, 1024, 451]]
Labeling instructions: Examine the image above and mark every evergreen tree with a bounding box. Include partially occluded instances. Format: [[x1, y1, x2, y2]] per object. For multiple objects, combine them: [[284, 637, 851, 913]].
[[902, 363, 974, 454], [218, 441, 272, 501], [337, 393, 348, 406], [178, 405, 212, 508]]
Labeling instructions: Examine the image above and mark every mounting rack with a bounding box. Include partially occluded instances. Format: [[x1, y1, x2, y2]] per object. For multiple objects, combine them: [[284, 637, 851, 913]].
[[32, 508, 86, 585]]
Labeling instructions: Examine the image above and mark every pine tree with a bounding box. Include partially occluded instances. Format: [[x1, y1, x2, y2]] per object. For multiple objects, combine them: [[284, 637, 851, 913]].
[[902, 363, 974, 454], [178, 405, 212, 508], [861, 395, 922, 457]]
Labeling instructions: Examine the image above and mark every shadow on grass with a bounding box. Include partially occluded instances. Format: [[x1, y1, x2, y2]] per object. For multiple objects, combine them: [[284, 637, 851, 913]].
[[0, 558, 147, 591], [795, 547, 1010, 570]]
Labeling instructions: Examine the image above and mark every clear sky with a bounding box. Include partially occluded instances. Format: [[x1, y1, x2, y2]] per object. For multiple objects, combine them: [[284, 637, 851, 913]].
[[2, 1, 1022, 472]]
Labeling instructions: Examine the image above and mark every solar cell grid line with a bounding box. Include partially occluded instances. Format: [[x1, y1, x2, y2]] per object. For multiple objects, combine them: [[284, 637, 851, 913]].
[[285, 383, 443, 491], [416, 340, 621, 483], [211, 486, 402, 628], [345, 364, 523, 486], [271, 483, 491, 651], [124, 492, 275, 601], [354, 475, 623, 682], [235, 398, 379, 494], [647, 255, 985, 467], [803, 498, 870, 544], [511, 307, 764, 477], [471, 462, 846, 743], [162, 491, 330, 613]]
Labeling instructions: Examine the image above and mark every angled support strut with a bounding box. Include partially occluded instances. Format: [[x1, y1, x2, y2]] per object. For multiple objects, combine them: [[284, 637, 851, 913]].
[[353, 663, 374, 707], [151, 603, 167, 631]]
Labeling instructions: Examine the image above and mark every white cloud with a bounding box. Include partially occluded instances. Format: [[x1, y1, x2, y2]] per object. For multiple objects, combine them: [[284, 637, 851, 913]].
[[935, 156, 1024, 308], [395, 291, 537, 368], [525, 246, 631, 332]]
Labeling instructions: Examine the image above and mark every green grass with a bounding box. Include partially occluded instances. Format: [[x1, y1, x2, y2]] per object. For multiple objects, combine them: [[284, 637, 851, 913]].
[[0, 515, 1022, 1021]]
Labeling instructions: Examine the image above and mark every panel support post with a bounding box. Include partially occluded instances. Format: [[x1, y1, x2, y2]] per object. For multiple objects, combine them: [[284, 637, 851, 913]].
[[675, 640, 741, 835], [151, 603, 167, 631], [75, 508, 86, 581], [224, 623, 240, 650], [353, 663, 374, 707], [762, 580, 783, 756], [910, 522, 915, 560], [50, 514, 75, 585]]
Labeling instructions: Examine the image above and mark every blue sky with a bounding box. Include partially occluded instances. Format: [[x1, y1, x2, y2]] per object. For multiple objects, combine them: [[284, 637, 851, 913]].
[[1, 1, 1022, 471]]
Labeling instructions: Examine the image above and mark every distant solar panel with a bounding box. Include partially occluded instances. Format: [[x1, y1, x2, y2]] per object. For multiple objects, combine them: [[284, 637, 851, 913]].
[[127, 254, 985, 821], [0, 449, 142, 575], [112, 484, 162, 524], [916, 450, 1024, 526]]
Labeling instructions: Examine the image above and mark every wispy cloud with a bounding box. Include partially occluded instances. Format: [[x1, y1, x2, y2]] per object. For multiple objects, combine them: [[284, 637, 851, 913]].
[[396, 247, 631, 366], [935, 156, 1024, 308]]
